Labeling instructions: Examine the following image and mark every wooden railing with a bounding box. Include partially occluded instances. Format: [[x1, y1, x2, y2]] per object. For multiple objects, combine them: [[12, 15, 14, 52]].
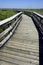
[[0, 12, 22, 47], [24, 11, 43, 34], [32, 12, 43, 34]]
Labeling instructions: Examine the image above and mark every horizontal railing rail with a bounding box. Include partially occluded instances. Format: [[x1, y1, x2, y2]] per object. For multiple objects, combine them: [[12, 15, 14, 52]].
[[32, 12, 43, 34], [23, 11, 43, 34], [33, 12, 43, 18], [0, 12, 22, 47], [0, 12, 22, 26]]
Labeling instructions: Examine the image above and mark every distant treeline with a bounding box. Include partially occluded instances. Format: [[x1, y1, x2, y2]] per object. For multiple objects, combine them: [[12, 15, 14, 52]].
[[0, 9, 17, 20]]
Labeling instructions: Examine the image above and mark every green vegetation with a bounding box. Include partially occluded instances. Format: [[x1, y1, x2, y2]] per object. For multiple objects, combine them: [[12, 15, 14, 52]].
[[21, 9, 43, 15], [0, 9, 43, 21], [0, 9, 16, 20], [28, 9, 43, 15]]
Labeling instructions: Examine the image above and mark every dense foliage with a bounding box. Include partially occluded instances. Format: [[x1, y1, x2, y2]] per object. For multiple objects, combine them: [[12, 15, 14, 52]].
[[0, 9, 16, 20]]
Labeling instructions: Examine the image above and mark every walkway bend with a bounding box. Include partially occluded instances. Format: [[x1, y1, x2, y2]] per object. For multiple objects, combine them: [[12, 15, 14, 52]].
[[0, 14, 39, 65]]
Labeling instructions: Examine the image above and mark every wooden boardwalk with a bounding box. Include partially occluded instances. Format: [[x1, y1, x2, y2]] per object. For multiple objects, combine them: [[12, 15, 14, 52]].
[[0, 14, 39, 65]]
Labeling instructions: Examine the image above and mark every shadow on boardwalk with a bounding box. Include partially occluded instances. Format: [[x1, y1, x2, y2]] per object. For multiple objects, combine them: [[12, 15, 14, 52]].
[[32, 17, 43, 65]]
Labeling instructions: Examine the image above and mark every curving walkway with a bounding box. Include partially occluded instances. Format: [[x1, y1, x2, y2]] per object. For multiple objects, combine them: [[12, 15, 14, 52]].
[[0, 14, 39, 65]]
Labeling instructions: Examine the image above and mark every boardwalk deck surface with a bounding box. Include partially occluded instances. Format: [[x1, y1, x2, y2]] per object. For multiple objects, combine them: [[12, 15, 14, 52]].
[[0, 14, 39, 65]]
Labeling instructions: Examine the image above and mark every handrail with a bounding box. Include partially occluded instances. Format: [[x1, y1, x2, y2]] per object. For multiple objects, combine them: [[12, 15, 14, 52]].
[[0, 12, 22, 47], [32, 12, 43, 34], [0, 12, 22, 26], [24, 11, 43, 34], [33, 12, 43, 18]]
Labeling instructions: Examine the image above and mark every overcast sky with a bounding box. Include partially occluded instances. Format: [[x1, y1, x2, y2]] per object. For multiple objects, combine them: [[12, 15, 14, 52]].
[[0, 0, 43, 9]]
